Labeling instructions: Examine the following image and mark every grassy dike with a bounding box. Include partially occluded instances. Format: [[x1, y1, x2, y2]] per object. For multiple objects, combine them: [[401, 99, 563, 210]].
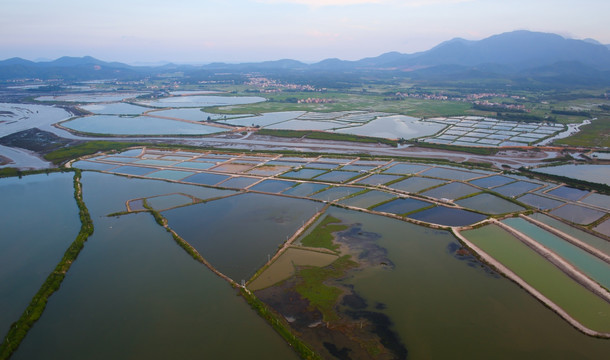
[[143, 205, 322, 360], [0, 170, 94, 360]]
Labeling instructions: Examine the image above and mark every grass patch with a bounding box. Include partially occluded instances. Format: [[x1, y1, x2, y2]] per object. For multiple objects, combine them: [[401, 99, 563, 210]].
[[295, 255, 358, 323], [300, 215, 348, 251], [555, 116, 610, 148]]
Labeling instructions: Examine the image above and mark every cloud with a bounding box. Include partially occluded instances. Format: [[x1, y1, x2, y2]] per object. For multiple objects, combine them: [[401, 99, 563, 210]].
[[256, 0, 472, 7]]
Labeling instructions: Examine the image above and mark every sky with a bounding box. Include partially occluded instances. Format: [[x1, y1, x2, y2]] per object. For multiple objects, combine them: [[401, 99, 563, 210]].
[[2, 0, 609, 64]]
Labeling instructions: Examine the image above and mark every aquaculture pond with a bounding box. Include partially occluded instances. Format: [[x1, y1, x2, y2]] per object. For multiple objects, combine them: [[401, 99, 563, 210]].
[[310, 186, 364, 201], [387, 176, 446, 193], [281, 182, 329, 197], [163, 193, 320, 281], [502, 218, 610, 290], [338, 190, 397, 209], [534, 164, 610, 186], [456, 193, 525, 214], [462, 224, 610, 334], [314, 170, 361, 183], [493, 181, 542, 197], [580, 193, 610, 211], [372, 197, 431, 215], [419, 167, 484, 181], [61, 115, 225, 135], [138, 95, 266, 108], [469, 175, 516, 188], [80, 103, 149, 115], [13, 210, 298, 360], [356, 174, 402, 186], [223, 111, 304, 127], [0, 173, 80, 339], [547, 186, 590, 201], [265, 207, 610, 359], [550, 204, 606, 225], [529, 213, 610, 257], [517, 193, 564, 210], [420, 182, 480, 200], [407, 206, 487, 226], [383, 163, 431, 175], [335, 115, 445, 139], [249, 179, 296, 193]]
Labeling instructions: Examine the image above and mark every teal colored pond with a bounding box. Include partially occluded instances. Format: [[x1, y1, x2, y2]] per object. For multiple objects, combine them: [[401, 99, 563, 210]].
[[172, 161, 216, 170], [62, 115, 225, 135], [221, 176, 261, 189], [0, 173, 80, 339], [456, 193, 525, 214], [407, 206, 487, 226], [145, 169, 194, 181], [13, 211, 298, 360], [325, 208, 610, 359], [139, 95, 266, 108], [502, 217, 610, 290], [529, 213, 610, 257], [112, 165, 156, 176], [163, 193, 320, 281], [71, 160, 118, 171]]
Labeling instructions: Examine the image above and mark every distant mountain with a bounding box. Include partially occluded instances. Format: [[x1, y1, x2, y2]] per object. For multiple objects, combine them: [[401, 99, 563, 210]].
[[1, 30, 610, 86]]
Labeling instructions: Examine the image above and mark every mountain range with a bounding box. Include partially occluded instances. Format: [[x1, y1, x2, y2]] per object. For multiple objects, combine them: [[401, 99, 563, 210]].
[[2, 30, 610, 87]]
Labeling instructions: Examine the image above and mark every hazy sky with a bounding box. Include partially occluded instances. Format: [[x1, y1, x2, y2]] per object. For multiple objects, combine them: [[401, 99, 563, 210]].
[[2, 0, 609, 64]]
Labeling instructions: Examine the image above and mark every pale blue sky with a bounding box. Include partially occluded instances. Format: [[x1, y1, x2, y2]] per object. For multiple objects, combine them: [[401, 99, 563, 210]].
[[2, 0, 609, 64]]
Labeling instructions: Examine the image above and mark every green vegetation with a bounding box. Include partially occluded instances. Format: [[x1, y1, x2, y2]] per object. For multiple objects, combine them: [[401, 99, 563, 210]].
[[300, 215, 347, 251], [44, 141, 145, 165], [0, 170, 94, 360], [257, 129, 398, 147], [555, 116, 610, 148], [240, 289, 321, 360], [0, 167, 71, 179], [295, 256, 358, 322]]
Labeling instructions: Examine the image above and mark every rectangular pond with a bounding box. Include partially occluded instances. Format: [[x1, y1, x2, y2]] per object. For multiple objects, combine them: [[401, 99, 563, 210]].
[[493, 181, 542, 198], [62, 115, 225, 135], [462, 224, 610, 333], [456, 193, 525, 214], [387, 176, 446, 193], [372, 197, 432, 215], [249, 179, 297, 193], [407, 206, 487, 226], [356, 174, 402, 186], [420, 182, 481, 200], [549, 204, 606, 225], [310, 186, 364, 202], [338, 190, 397, 209], [281, 182, 329, 197], [314, 170, 361, 183], [517, 193, 565, 210], [382, 163, 431, 175]]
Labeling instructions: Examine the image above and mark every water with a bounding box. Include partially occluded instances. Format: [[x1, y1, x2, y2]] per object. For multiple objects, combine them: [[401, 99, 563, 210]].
[[310, 186, 364, 201], [145, 194, 193, 211], [462, 225, 610, 333], [163, 193, 319, 281], [580, 193, 610, 211], [534, 164, 610, 186], [35, 93, 147, 102], [456, 193, 525, 214], [338, 190, 397, 209], [72, 160, 119, 171], [529, 213, 610, 257], [382, 163, 431, 175], [80, 103, 149, 115], [137, 95, 266, 108], [281, 182, 329, 197], [469, 175, 516, 188], [502, 217, 610, 290], [420, 182, 480, 200], [372, 198, 431, 215], [330, 208, 610, 359], [223, 111, 304, 127], [0, 173, 80, 339], [182, 172, 231, 186], [220, 176, 261, 189], [13, 212, 298, 360], [356, 174, 402, 186], [420, 167, 482, 181], [517, 193, 565, 210], [61, 115, 225, 135], [407, 206, 487, 226], [149, 108, 236, 121], [281, 168, 326, 180], [314, 170, 361, 183], [249, 179, 297, 193], [145, 169, 194, 181], [594, 219, 610, 237], [335, 115, 445, 139], [267, 119, 346, 131], [387, 176, 446, 193], [493, 181, 542, 197], [547, 186, 590, 201], [550, 204, 606, 225]]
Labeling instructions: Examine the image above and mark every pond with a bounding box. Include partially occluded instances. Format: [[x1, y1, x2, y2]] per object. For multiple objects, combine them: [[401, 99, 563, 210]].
[[314, 170, 361, 183], [335, 115, 445, 139], [493, 181, 542, 198], [382, 163, 431, 175], [549, 204, 606, 225], [502, 218, 610, 290], [462, 224, 610, 333], [407, 206, 487, 226], [138, 95, 266, 108], [546, 186, 590, 201], [0, 173, 80, 339], [249, 179, 297, 193], [469, 175, 516, 188], [517, 193, 565, 210], [420, 182, 480, 200], [387, 176, 446, 193], [456, 193, 525, 214], [338, 190, 397, 209], [419, 167, 484, 181], [80, 103, 149, 115], [281, 182, 329, 197], [310, 186, 364, 202], [372, 197, 431, 215], [223, 111, 304, 127], [356, 174, 402, 186], [163, 193, 320, 282], [61, 115, 225, 135], [281, 168, 327, 180], [534, 164, 610, 186]]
